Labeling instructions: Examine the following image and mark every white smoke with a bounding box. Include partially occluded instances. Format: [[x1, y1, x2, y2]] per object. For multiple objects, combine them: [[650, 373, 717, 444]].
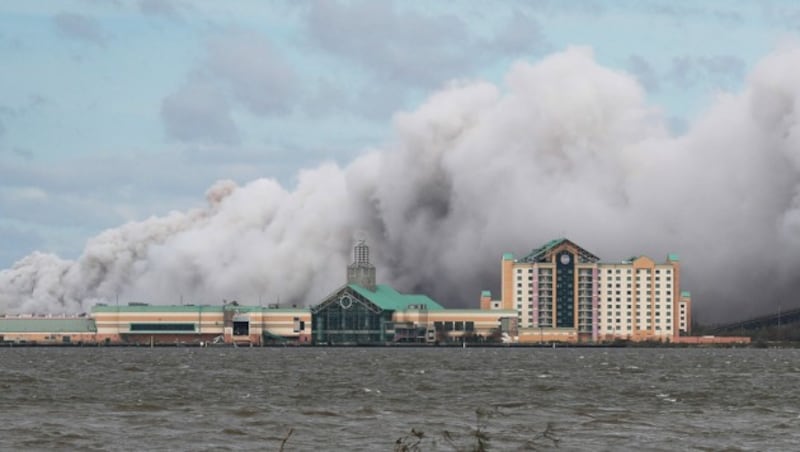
[[2, 46, 800, 322]]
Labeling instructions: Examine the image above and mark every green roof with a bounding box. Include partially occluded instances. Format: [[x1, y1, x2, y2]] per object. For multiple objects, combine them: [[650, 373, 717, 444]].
[[348, 284, 445, 311], [481, 290, 491, 297], [93, 304, 225, 313], [0, 318, 97, 333], [91, 304, 308, 314], [668, 253, 680, 262], [681, 291, 691, 298], [502, 252, 514, 261]]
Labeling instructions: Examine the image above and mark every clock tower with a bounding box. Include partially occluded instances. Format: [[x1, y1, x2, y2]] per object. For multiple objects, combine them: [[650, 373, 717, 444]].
[[347, 240, 376, 291]]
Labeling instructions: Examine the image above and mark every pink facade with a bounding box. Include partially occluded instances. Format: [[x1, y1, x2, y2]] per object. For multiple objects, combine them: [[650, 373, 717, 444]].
[[591, 266, 598, 342], [532, 263, 539, 327]]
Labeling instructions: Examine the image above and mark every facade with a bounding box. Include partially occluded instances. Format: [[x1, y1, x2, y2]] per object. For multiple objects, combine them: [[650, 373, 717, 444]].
[[92, 303, 311, 345], [0, 315, 97, 345], [488, 238, 693, 343], [3, 238, 746, 346], [0, 241, 515, 346], [311, 241, 516, 344]]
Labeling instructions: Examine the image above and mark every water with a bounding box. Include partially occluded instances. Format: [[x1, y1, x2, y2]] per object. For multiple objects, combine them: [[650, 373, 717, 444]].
[[1, 347, 799, 451]]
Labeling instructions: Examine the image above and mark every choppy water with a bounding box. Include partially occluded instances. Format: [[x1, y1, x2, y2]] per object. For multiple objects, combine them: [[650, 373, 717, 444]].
[[1, 347, 799, 451]]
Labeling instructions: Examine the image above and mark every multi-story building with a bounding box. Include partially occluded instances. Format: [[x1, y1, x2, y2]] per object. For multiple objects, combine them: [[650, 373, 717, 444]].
[[487, 238, 692, 343]]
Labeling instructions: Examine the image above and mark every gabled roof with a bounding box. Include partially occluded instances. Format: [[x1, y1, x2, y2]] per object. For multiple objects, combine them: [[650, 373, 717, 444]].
[[348, 284, 445, 311], [517, 238, 600, 264]]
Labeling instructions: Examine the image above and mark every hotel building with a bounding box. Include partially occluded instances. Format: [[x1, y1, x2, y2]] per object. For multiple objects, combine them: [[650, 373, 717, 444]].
[[486, 238, 692, 343]]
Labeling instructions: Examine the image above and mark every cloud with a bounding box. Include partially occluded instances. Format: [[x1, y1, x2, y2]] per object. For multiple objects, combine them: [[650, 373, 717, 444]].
[[52, 12, 109, 46], [302, 1, 551, 120], [138, 0, 184, 20], [668, 55, 746, 89], [160, 29, 297, 144], [626, 54, 660, 92], [712, 9, 743, 25], [306, 0, 473, 87], [0, 224, 44, 273], [486, 9, 550, 55], [4, 45, 800, 325], [161, 79, 240, 145], [205, 30, 297, 115]]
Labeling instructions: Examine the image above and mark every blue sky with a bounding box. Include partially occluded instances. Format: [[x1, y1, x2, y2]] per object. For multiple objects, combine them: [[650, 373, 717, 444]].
[[1, 0, 799, 268]]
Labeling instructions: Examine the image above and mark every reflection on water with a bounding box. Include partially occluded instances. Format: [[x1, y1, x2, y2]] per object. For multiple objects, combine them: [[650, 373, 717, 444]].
[[1, 347, 799, 451]]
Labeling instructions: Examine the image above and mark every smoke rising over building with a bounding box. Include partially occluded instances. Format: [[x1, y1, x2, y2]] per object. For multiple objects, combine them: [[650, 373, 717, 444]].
[[2, 46, 800, 323]]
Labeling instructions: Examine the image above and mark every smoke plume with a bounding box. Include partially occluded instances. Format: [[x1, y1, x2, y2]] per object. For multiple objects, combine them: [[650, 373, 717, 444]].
[[2, 46, 800, 322]]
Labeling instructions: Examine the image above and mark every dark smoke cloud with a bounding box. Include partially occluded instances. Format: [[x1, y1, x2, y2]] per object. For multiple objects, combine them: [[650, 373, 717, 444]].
[[2, 46, 800, 323]]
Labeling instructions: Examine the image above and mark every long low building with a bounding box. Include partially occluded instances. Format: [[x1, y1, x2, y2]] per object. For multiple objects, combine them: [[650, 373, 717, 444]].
[[0, 315, 97, 345], [0, 305, 311, 346], [0, 241, 516, 346], [91, 303, 311, 345]]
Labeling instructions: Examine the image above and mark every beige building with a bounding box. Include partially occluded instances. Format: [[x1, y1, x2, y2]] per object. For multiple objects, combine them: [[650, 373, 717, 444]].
[[92, 303, 311, 345], [485, 238, 692, 343]]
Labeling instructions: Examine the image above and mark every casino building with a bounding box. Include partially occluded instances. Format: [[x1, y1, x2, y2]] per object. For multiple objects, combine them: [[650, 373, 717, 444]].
[[482, 238, 693, 343], [311, 240, 517, 345]]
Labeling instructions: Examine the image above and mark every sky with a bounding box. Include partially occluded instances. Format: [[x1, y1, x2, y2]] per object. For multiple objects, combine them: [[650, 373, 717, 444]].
[[2, 0, 800, 322]]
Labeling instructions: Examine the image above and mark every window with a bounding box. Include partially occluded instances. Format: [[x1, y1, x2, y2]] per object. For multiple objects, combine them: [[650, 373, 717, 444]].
[[130, 323, 195, 332], [233, 321, 250, 336]]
